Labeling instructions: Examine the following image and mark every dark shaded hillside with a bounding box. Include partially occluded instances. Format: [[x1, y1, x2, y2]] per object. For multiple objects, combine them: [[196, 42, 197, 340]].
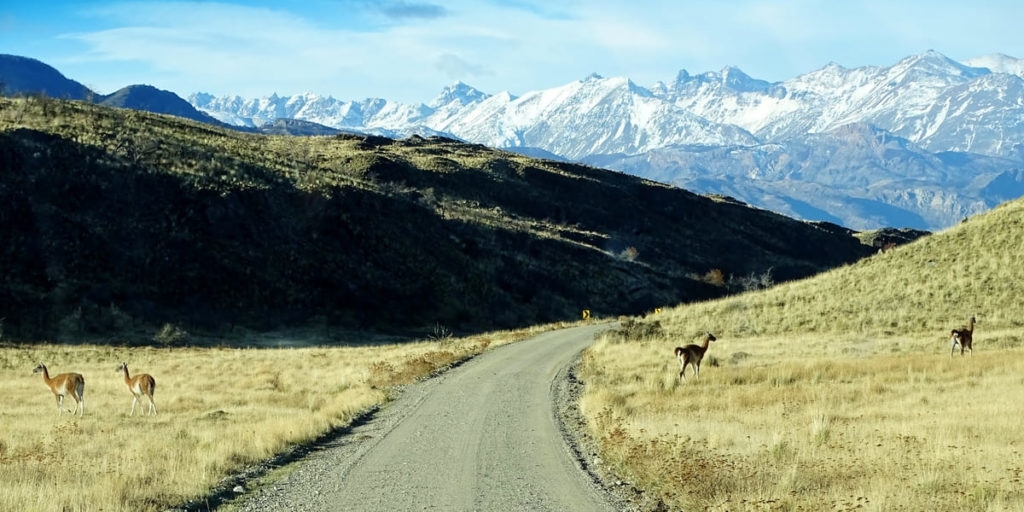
[[0, 97, 874, 342]]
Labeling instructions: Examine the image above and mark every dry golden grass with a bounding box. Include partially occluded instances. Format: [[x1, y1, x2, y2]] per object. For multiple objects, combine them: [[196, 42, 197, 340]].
[[580, 199, 1024, 510], [582, 333, 1024, 511], [0, 324, 552, 511]]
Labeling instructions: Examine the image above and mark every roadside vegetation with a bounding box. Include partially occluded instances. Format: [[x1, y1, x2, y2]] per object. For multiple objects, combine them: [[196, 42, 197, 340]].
[[580, 198, 1024, 510], [0, 324, 552, 512]]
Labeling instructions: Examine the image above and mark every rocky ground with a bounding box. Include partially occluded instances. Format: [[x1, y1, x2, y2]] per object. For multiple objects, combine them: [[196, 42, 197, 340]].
[[554, 358, 670, 512]]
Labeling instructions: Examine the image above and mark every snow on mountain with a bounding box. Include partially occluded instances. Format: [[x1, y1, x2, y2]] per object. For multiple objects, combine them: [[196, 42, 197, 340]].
[[190, 51, 1019, 159], [674, 51, 994, 146], [190, 92, 388, 128], [428, 81, 490, 109], [652, 66, 805, 137], [913, 72, 1024, 156], [428, 73, 757, 159], [964, 53, 1024, 78], [190, 50, 1024, 230]]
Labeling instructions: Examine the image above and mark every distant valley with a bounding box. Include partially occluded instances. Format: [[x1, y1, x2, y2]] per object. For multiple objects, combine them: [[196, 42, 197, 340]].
[[190, 51, 1024, 231]]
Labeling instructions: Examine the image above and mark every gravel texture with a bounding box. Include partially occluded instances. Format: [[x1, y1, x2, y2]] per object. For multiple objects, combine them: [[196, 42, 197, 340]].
[[175, 324, 661, 512]]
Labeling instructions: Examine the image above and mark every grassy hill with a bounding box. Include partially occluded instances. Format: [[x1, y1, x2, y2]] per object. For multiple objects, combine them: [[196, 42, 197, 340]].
[[0, 95, 875, 342], [580, 195, 1024, 510], [644, 197, 1023, 338]]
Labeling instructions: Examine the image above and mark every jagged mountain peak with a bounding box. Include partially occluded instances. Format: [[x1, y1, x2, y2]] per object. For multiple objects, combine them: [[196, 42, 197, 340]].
[[296, 91, 335, 100], [429, 81, 489, 108], [894, 50, 989, 79], [795, 60, 865, 84], [625, 77, 652, 97], [664, 65, 771, 94], [820, 61, 848, 73], [189, 91, 216, 104], [718, 65, 771, 92]]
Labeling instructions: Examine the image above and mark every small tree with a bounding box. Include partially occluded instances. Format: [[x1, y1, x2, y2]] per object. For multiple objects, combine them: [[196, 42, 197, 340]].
[[732, 267, 775, 292]]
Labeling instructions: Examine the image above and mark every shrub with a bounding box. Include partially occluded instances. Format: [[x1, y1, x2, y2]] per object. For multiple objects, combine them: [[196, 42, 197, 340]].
[[703, 268, 726, 287], [428, 322, 454, 343], [731, 268, 775, 292], [611, 318, 664, 341], [153, 323, 190, 347]]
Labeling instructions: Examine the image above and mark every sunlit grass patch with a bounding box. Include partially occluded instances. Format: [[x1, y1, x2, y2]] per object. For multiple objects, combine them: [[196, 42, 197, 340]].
[[581, 329, 1024, 511], [0, 323, 550, 511]]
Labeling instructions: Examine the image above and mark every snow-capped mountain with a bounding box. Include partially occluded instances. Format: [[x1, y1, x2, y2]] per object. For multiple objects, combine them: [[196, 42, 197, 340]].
[[190, 51, 1024, 231]]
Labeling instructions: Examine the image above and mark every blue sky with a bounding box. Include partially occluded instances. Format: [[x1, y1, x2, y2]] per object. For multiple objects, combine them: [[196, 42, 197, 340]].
[[2, 1, 1023, 103]]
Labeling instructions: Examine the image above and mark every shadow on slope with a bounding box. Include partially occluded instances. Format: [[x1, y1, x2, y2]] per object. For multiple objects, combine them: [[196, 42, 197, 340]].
[[0, 99, 876, 343]]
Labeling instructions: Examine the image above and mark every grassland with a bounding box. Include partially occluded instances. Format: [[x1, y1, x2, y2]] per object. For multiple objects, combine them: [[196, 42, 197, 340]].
[[0, 325, 555, 512], [580, 199, 1024, 510]]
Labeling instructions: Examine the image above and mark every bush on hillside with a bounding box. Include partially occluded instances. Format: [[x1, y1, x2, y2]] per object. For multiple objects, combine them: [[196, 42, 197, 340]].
[[154, 323, 190, 347], [611, 318, 664, 342]]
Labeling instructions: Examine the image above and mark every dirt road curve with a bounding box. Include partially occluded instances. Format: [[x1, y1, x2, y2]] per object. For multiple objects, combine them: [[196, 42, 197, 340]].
[[233, 323, 621, 512]]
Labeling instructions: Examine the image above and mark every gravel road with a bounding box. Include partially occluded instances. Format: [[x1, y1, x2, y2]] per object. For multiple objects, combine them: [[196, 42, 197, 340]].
[[229, 323, 634, 512]]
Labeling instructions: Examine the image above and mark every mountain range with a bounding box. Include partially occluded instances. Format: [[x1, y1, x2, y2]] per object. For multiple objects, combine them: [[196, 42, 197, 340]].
[[190, 51, 1024, 230], [4, 51, 1023, 231]]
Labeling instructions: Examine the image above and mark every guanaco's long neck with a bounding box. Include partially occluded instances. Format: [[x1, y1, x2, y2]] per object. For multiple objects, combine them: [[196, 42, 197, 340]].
[[967, 318, 975, 334], [122, 366, 131, 384], [700, 338, 711, 351], [40, 366, 52, 385]]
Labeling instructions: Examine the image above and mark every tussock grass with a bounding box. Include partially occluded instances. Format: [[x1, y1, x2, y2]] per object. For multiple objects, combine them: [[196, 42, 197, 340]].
[[580, 199, 1024, 510], [0, 325, 548, 511], [584, 334, 1024, 510]]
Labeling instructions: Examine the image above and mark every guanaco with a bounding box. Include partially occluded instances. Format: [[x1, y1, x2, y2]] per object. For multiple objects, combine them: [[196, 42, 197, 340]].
[[32, 363, 85, 416], [675, 332, 717, 381]]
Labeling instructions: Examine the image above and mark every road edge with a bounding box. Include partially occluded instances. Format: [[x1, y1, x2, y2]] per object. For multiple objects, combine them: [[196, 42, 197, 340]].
[[552, 351, 669, 512]]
